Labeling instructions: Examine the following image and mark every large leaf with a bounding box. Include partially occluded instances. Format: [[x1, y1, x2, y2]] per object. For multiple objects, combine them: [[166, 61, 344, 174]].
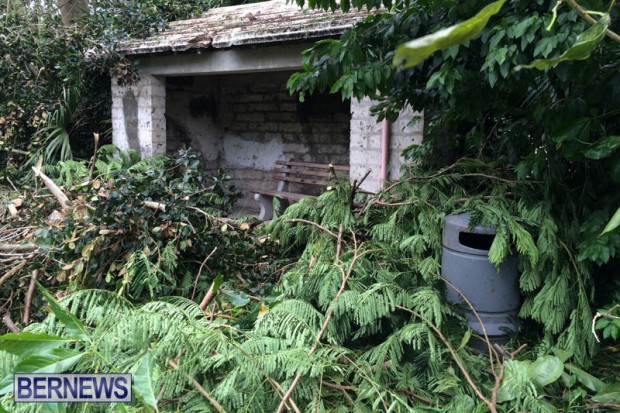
[[0, 333, 72, 358], [528, 355, 563, 387], [565, 364, 605, 392], [0, 348, 84, 394], [132, 352, 159, 411], [37, 283, 90, 343], [593, 383, 620, 404], [583, 136, 620, 160], [497, 356, 563, 403], [223, 290, 251, 307], [517, 14, 610, 70], [394, 0, 506, 68], [602, 206, 620, 236]]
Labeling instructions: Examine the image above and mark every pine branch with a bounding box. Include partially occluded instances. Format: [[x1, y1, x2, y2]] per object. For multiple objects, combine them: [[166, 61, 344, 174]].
[[169, 360, 227, 413], [283, 219, 338, 238], [396, 304, 498, 413], [276, 236, 369, 413], [441, 277, 499, 369], [267, 377, 301, 413]]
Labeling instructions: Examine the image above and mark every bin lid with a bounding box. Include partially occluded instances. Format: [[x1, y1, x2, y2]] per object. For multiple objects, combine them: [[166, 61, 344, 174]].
[[443, 213, 496, 255]]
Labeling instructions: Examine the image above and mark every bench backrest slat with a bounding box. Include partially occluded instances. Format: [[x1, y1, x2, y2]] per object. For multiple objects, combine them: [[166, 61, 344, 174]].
[[270, 174, 333, 187], [273, 160, 349, 188], [275, 160, 350, 172], [274, 167, 343, 179]]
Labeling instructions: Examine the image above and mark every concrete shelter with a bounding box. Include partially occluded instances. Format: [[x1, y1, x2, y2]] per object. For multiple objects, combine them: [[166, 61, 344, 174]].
[[112, 0, 423, 213]]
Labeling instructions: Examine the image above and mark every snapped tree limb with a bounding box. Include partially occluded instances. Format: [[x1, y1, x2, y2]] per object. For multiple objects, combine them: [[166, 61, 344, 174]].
[[32, 164, 72, 211]]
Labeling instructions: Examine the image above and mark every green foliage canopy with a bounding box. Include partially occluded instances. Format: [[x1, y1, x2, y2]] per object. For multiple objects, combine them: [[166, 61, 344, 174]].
[[288, 0, 620, 370]]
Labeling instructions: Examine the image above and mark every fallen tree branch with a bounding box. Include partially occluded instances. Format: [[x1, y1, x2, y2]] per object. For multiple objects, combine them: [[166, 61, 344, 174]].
[[144, 201, 166, 212], [396, 304, 497, 413], [23, 270, 38, 325], [276, 236, 369, 413], [0, 243, 38, 252], [267, 377, 301, 413], [2, 313, 20, 333], [0, 260, 27, 287], [283, 219, 338, 238], [32, 164, 72, 211], [168, 360, 226, 413]]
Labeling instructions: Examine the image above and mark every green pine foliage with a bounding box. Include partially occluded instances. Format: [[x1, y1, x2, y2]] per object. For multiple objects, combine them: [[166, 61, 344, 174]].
[[3, 157, 612, 411]]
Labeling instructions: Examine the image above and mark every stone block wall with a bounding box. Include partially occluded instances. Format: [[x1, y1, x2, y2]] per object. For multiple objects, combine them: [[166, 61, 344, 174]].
[[165, 71, 351, 213], [350, 97, 423, 193], [112, 75, 166, 159]]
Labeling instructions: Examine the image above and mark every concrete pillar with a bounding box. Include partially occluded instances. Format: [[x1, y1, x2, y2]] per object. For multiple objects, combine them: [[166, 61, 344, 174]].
[[112, 75, 166, 158], [349, 97, 423, 193]]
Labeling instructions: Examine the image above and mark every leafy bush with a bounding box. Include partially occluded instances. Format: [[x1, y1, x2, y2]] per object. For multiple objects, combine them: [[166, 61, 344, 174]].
[[0, 0, 223, 175], [1, 146, 282, 330]]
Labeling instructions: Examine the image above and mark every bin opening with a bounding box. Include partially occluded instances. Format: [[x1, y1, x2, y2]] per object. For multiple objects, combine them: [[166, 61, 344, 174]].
[[459, 232, 495, 251]]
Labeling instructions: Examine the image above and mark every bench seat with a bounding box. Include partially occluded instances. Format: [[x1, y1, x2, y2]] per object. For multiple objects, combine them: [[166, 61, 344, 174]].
[[254, 160, 349, 220]]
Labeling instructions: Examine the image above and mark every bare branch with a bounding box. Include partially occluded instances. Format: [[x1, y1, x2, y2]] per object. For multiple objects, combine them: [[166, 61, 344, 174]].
[[2, 313, 20, 333], [144, 201, 166, 212], [168, 360, 226, 413], [23, 270, 38, 325], [192, 247, 218, 302], [0, 260, 27, 287], [283, 219, 338, 238], [0, 243, 38, 252], [32, 164, 72, 211], [565, 0, 620, 43], [277, 241, 369, 413]]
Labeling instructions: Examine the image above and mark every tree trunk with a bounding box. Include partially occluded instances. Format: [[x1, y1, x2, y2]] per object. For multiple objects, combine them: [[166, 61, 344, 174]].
[[58, 0, 89, 26]]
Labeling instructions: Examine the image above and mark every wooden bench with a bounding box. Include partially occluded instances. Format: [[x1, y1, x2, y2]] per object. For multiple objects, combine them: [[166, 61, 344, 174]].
[[254, 160, 350, 220]]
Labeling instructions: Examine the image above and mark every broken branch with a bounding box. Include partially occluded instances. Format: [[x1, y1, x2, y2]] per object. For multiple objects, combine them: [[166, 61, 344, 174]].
[[0, 260, 27, 287], [2, 313, 20, 333], [0, 243, 38, 252], [23, 270, 38, 325], [32, 164, 72, 211]]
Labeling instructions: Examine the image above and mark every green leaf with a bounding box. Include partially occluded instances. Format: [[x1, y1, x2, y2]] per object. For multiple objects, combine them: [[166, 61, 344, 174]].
[[132, 352, 159, 411], [593, 383, 620, 404], [602, 206, 620, 236], [516, 14, 610, 71], [552, 347, 572, 363], [37, 283, 90, 343], [223, 291, 251, 307], [0, 348, 84, 394], [529, 355, 563, 387], [457, 329, 472, 351], [583, 136, 620, 160], [0, 333, 72, 358], [394, 0, 506, 68], [565, 364, 605, 392]]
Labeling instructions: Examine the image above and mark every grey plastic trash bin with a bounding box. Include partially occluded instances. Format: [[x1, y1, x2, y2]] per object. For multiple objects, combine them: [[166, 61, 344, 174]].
[[441, 213, 520, 343]]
